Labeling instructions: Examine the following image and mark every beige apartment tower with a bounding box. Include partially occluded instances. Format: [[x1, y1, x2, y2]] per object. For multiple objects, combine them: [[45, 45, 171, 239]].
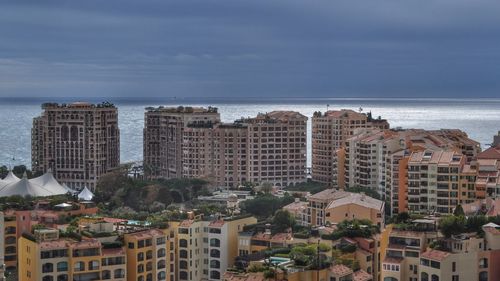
[[31, 102, 120, 191], [311, 109, 389, 185], [143, 106, 220, 179]]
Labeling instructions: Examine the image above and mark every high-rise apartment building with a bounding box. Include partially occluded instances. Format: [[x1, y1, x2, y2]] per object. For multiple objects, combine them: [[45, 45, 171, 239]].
[[32, 102, 120, 191], [311, 109, 389, 185], [143, 106, 221, 179], [146, 108, 307, 187]]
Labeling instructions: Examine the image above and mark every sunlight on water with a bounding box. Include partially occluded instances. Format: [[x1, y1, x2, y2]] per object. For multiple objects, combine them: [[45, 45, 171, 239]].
[[1, 99, 499, 168]]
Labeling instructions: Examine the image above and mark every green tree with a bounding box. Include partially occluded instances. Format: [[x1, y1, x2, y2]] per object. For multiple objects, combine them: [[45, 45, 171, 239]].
[[453, 205, 465, 216], [439, 215, 466, 238], [273, 210, 296, 233], [260, 182, 273, 194]]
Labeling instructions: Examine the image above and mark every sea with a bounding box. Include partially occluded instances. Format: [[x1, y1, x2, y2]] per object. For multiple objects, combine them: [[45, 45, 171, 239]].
[[1, 97, 499, 168]]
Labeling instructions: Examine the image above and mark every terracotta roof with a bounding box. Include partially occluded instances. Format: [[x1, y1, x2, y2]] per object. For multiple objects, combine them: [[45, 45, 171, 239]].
[[126, 228, 165, 239], [326, 192, 383, 211], [478, 146, 500, 160], [71, 239, 101, 249], [308, 189, 350, 202], [39, 239, 70, 250], [330, 264, 353, 276], [421, 249, 450, 261], [103, 217, 128, 224], [102, 247, 125, 256], [179, 220, 195, 227], [353, 270, 373, 281], [208, 220, 225, 228], [270, 233, 292, 242], [252, 232, 272, 241], [283, 201, 308, 212]]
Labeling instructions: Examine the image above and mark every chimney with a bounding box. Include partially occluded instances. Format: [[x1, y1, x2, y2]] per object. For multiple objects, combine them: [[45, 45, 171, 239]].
[[360, 192, 366, 201]]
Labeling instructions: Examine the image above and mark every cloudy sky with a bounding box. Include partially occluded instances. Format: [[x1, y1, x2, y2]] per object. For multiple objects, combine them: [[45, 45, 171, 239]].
[[1, 0, 500, 99]]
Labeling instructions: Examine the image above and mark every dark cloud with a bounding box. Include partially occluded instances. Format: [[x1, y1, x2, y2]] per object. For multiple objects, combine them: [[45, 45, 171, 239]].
[[1, 0, 500, 98]]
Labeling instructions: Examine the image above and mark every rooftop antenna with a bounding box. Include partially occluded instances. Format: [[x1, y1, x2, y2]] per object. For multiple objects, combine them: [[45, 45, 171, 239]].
[[359, 107, 363, 113], [326, 104, 330, 111]]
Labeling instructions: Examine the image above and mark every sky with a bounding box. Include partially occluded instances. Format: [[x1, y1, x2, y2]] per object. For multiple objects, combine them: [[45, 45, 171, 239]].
[[1, 0, 500, 99]]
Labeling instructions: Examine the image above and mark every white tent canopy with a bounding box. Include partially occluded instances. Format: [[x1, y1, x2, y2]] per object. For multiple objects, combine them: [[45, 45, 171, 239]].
[[0, 171, 70, 197], [78, 187, 94, 201]]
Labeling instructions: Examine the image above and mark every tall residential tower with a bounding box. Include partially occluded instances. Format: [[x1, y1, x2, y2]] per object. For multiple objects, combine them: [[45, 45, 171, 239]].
[[31, 102, 120, 191]]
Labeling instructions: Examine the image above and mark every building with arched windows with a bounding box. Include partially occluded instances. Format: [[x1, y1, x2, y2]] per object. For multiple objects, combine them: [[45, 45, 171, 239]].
[[32, 102, 120, 191]]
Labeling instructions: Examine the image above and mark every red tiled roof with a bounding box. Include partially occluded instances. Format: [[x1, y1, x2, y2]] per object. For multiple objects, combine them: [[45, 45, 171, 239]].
[[103, 217, 128, 224], [421, 249, 450, 261], [102, 247, 125, 256], [208, 220, 225, 228], [478, 146, 500, 160], [126, 228, 165, 239], [353, 270, 373, 281], [330, 264, 353, 276]]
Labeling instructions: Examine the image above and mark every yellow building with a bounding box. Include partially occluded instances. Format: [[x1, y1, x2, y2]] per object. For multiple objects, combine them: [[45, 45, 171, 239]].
[[171, 215, 257, 281], [324, 192, 385, 229], [123, 228, 173, 281], [4, 214, 17, 273], [19, 228, 127, 281]]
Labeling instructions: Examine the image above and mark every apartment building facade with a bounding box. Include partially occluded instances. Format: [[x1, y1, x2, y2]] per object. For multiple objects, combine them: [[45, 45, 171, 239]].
[[143, 106, 220, 179], [32, 102, 120, 190], [311, 109, 389, 185], [19, 228, 127, 281], [166, 110, 307, 187], [171, 216, 257, 281]]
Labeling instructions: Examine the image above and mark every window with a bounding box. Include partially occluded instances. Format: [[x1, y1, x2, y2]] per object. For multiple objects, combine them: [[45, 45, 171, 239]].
[[138, 252, 144, 261], [74, 261, 85, 272], [88, 260, 99, 270], [210, 249, 220, 258], [42, 263, 54, 273], [114, 269, 125, 278], [479, 271, 488, 281], [158, 271, 166, 280], [421, 272, 429, 281], [452, 262, 456, 272], [57, 275, 68, 281], [210, 271, 221, 280], [210, 260, 221, 269], [42, 276, 54, 281], [210, 238, 220, 247], [180, 250, 188, 259], [479, 258, 488, 268], [431, 274, 439, 281], [57, 262, 68, 272], [179, 239, 188, 248], [452, 275, 459, 281], [146, 250, 153, 260], [180, 271, 188, 280], [180, 260, 188, 269], [158, 260, 166, 269], [157, 237, 166, 245], [157, 248, 166, 258], [102, 270, 111, 280]]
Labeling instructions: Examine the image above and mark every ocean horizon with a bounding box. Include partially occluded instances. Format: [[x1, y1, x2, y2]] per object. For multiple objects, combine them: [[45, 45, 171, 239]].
[[1, 97, 499, 169]]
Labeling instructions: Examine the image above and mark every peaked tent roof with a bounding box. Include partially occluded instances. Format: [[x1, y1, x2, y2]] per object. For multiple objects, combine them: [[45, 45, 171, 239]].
[[78, 187, 94, 201], [3, 171, 20, 183], [0, 171, 70, 197]]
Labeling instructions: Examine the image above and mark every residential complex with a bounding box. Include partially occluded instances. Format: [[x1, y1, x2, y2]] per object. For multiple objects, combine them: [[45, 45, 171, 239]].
[[31, 102, 120, 191], [170, 215, 257, 281], [311, 109, 389, 185], [284, 189, 385, 228], [143, 106, 221, 179], [145, 107, 307, 187]]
